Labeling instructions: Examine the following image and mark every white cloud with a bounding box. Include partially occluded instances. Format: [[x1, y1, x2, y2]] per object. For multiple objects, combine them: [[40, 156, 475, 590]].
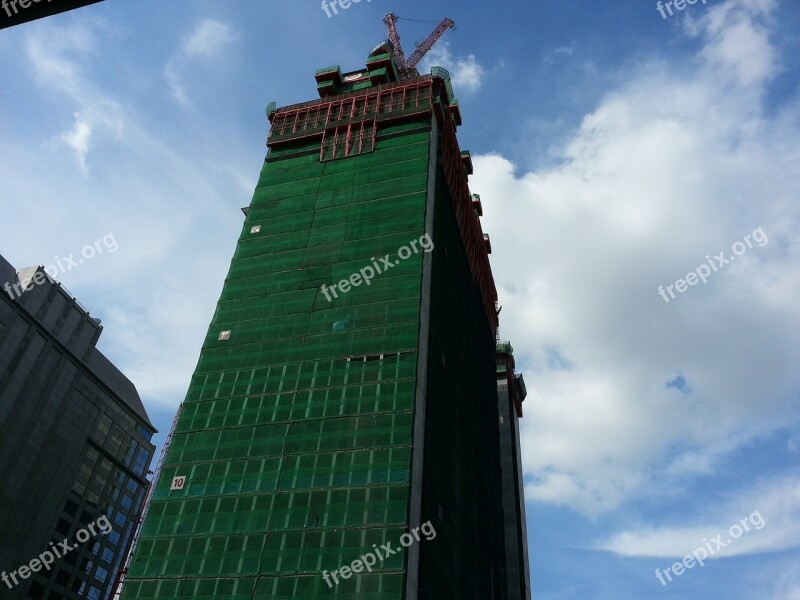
[[183, 19, 238, 57], [690, 0, 778, 88], [420, 42, 486, 93], [25, 23, 94, 96], [23, 24, 126, 175], [54, 103, 125, 175], [472, 0, 800, 514], [59, 113, 92, 175], [544, 44, 576, 65], [777, 587, 800, 600], [598, 477, 800, 558], [164, 19, 239, 105], [6, 19, 249, 408], [164, 62, 190, 106]]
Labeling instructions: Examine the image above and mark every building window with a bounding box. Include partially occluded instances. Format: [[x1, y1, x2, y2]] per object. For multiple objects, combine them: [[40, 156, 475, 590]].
[[97, 458, 112, 477], [90, 472, 105, 493], [133, 447, 150, 476], [84, 447, 99, 464], [123, 440, 138, 467], [136, 423, 153, 440], [26, 581, 45, 599], [63, 499, 79, 516], [94, 566, 108, 583], [55, 518, 71, 536], [94, 413, 112, 444], [77, 463, 92, 484], [55, 569, 70, 585], [106, 426, 123, 455]]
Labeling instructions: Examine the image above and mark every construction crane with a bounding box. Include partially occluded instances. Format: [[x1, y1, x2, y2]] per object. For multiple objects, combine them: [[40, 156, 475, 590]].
[[383, 13, 455, 78]]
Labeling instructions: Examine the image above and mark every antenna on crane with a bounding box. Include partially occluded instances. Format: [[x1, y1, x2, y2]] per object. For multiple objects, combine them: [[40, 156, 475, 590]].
[[383, 13, 455, 78]]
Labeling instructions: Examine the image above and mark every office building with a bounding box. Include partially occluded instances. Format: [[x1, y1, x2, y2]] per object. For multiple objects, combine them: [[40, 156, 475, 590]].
[[0, 256, 156, 600]]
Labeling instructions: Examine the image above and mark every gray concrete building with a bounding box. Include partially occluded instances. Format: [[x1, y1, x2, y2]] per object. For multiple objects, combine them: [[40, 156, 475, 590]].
[[497, 341, 532, 600], [0, 254, 156, 600]]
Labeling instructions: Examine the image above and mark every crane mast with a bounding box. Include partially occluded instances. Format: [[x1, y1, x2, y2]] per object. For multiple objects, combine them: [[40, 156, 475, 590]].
[[383, 13, 456, 77]]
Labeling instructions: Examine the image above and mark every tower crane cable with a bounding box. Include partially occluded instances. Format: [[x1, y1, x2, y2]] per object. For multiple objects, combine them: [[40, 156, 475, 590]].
[[383, 13, 456, 75]]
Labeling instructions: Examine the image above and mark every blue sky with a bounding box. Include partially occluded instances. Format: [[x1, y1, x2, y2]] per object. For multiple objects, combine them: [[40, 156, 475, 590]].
[[2, 0, 799, 598]]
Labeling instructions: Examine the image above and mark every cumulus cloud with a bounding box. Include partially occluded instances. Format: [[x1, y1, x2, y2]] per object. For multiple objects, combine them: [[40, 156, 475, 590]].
[[472, 0, 800, 514], [420, 42, 486, 93]]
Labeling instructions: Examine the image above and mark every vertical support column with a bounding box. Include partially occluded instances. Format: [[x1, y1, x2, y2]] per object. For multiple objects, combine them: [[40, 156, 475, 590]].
[[406, 114, 439, 600]]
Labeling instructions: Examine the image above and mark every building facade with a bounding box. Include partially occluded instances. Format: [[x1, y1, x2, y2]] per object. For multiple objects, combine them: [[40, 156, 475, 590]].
[[0, 256, 156, 600], [497, 342, 532, 600], [122, 47, 529, 600]]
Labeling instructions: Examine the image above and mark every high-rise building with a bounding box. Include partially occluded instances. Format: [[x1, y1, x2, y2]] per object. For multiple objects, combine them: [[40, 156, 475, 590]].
[[121, 45, 529, 600], [0, 256, 156, 600], [497, 343, 532, 600]]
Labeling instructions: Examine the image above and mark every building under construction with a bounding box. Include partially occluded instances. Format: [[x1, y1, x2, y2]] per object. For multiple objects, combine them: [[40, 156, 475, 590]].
[[119, 16, 531, 600]]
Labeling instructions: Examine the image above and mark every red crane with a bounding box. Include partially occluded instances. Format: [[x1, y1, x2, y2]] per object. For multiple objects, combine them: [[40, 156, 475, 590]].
[[383, 13, 456, 77]]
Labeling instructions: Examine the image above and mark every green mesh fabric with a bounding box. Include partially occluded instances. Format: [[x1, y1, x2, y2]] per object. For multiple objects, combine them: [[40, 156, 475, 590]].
[[122, 70, 512, 600], [121, 117, 432, 600]]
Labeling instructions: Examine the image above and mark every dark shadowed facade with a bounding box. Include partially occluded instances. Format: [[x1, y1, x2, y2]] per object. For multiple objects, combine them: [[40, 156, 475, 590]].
[[0, 255, 156, 600]]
